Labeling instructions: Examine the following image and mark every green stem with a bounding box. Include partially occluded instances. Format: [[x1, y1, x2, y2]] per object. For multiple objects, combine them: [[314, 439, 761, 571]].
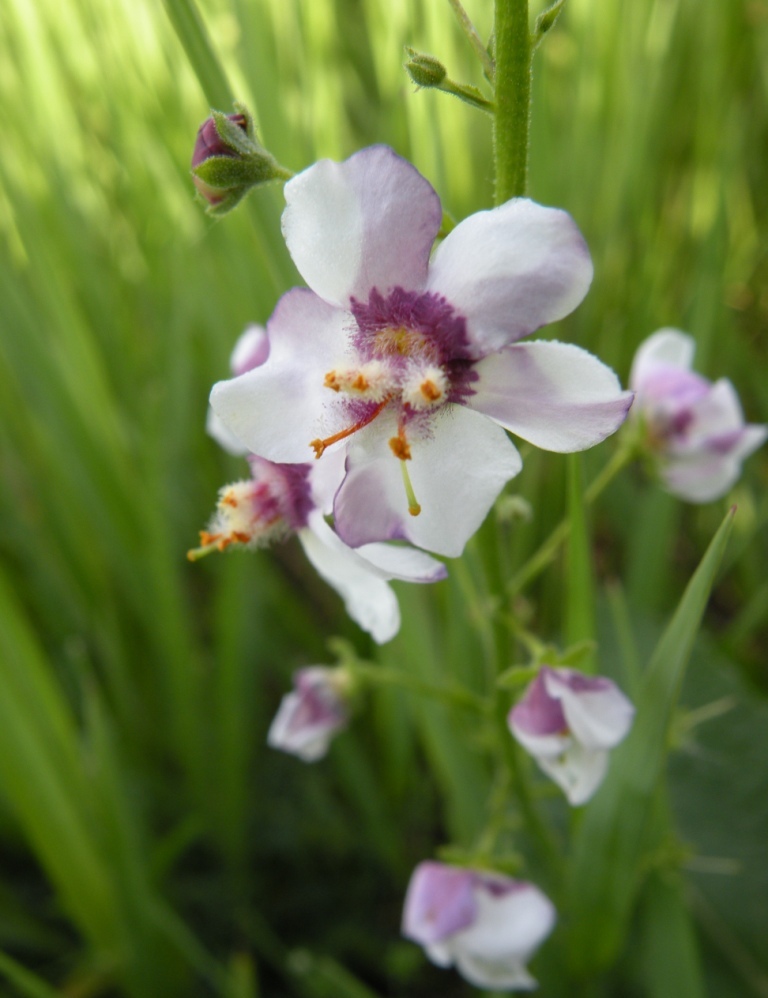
[[447, 0, 496, 82], [493, 0, 532, 202], [352, 662, 491, 714], [507, 442, 637, 598]]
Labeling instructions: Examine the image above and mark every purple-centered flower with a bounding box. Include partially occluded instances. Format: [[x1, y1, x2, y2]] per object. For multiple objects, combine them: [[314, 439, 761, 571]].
[[629, 328, 767, 502], [508, 667, 635, 806], [199, 323, 447, 643], [267, 667, 350, 762], [402, 861, 555, 991], [210, 145, 634, 557]]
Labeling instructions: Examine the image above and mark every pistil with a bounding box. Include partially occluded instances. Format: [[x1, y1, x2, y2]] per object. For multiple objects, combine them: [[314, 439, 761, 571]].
[[400, 459, 421, 517]]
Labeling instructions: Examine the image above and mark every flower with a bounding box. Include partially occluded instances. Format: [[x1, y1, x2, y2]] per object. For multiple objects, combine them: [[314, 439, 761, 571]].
[[210, 145, 634, 557], [190, 452, 446, 643], [508, 667, 635, 806], [267, 667, 350, 762], [629, 328, 766, 502], [402, 861, 555, 991], [198, 324, 447, 643]]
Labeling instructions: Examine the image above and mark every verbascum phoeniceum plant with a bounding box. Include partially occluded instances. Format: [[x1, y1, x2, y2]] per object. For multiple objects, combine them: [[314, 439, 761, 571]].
[[186, 1, 765, 992]]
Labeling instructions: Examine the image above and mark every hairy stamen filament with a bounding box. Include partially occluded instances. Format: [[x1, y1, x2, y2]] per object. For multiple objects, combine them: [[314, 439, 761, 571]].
[[310, 397, 392, 458]]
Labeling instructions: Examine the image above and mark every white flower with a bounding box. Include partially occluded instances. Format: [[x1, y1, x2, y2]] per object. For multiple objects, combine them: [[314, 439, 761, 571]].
[[267, 667, 349, 762], [508, 667, 635, 806], [629, 328, 766, 502], [402, 861, 555, 991], [210, 146, 633, 557]]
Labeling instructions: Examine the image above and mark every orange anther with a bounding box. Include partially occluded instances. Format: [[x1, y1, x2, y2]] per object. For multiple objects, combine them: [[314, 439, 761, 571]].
[[420, 379, 441, 401], [323, 371, 341, 392]]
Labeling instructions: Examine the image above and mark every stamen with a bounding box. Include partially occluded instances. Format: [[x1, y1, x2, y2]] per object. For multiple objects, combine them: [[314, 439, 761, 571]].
[[389, 425, 412, 461], [310, 397, 392, 458], [400, 460, 421, 516], [324, 370, 342, 392]]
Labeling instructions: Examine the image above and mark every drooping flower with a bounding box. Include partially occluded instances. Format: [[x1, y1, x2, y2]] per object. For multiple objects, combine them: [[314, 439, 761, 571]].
[[267, 666, 350, 762], [402, 861, 555, 991], [190, 452, 446, 644], [210, 145, 634, 557], [629, 328, 766, 502], [508, 667, 635, 806]]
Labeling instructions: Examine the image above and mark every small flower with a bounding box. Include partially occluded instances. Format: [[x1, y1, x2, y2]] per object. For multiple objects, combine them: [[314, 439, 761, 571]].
[[508, 667, 635, 806], [402, 861, 555, 991], [210, 146, 633, 557], [267, 667, 350, 762], [629, 328, 766, 502]]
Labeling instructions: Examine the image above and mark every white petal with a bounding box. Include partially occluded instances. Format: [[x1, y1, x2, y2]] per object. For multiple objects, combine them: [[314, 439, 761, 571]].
[[298, 515, 400, 644], [544, 671, 635, 750], [470, 341, 634, 452], [266, 692, 336, 762], [426, 198, 593, 356], [537, 744, 609, 806], [209, 289, 350, 463], [355, 542, 447, 583], [334, 405, 523, 558], [282, 146, 442, 308], [629, 328, 695, 389], [205, 407, 250, 456]]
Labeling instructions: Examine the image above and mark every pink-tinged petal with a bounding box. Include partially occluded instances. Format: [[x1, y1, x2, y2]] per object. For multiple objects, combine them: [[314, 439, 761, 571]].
[[542, 668, 635, 750], [629, 328, 695, 389], [266, 667, 348, 762], [209, 289, 350, 463], [298, 514, 400, 644], [334, 405, 523, 558], [426, 198, 593, 356], [282, 146, 442, 308], [231, 323, 270, 375], [308, 448, 347, 516], [660, 423, 767, 502], [508, 671, 570, 759], [402, 862, 478, 946], [355, 542, 448, 583], [470, 341, 634, 452], [537, 743, 609, 806]]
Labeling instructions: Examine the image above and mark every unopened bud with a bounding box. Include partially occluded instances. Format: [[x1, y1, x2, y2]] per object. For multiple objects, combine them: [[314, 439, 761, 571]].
[[404, 48, 447, 88], [190, 104, 292, 215]]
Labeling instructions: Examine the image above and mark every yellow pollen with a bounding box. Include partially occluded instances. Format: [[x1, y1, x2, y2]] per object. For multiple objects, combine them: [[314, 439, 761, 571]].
[[352, 373, 369, 391], [324, 370, 342, 392]]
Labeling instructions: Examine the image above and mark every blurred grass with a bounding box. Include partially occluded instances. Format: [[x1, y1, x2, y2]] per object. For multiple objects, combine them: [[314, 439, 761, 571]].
[[0, 0, 766, 994]]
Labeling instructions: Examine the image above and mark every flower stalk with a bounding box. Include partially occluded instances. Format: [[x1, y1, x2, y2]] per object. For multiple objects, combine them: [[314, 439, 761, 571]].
[[493, 0, 532, 202]]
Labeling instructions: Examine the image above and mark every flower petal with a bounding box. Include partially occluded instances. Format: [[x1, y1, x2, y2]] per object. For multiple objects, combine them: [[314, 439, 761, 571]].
[[282, 146, 442, 308], [209, 288, 350, 463], [334, 405, 523, 558], [470, 341, 634, 452], [355, 542, 447, 583], [426, 198, 593, 356], [298, 515, 401, 644], [402, 862, 478, 946], [629, 328, 695, 389], [543, 668, 635, 750], [537, 743, 609, 806]]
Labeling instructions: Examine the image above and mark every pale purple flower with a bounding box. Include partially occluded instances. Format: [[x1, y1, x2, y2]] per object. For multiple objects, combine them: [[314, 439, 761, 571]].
[[206, 324, 270, 454], [402, 861, 555, 991], [629, 328, 766, 502], [267, 666, 350, 762], [210, 145, 633, 557], [508, 667, 635, 806], [191, 452, 446, 644]]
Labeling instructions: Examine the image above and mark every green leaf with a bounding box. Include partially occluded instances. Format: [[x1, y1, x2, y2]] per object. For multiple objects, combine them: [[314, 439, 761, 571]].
[[565, 507, 736, 977]]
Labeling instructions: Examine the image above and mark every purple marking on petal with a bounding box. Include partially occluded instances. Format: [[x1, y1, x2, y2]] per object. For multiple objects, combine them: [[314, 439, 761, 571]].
[[291, 668, 348, 731], [247, 457, 314, 531], [475, 873, 528, 899], [542, 666, 614, 696], [508, 671, 566, 736], [402, 862, 478, 945]]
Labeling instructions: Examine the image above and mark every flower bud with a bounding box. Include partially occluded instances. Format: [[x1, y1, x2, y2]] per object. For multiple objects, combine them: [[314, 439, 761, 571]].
[[267, 667, 351, 762], [190, 105, 292, 215], [404, 48, 448, 88]]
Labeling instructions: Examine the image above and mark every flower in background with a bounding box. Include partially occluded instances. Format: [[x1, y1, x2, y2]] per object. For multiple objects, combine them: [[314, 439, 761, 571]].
[[197, 324, 447, 644], [508, 667, 634, 806], [267, 667, 350, 762], [210, 145, 634, 557], [402, 861, 555, 991], [629, 328, 766, 502]]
